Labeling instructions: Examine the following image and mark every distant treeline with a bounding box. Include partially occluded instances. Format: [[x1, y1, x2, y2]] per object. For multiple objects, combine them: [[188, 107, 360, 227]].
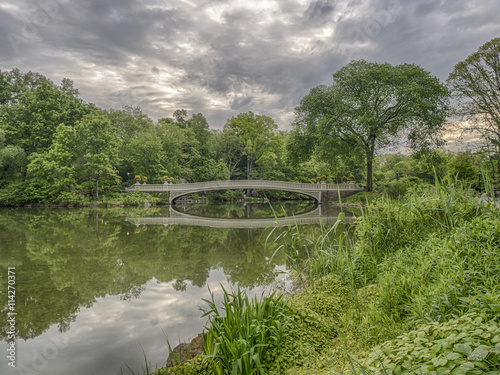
[[0, 54, 498, 206]]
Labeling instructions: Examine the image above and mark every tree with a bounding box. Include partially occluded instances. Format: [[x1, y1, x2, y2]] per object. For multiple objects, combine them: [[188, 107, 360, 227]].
[[447, 37, 500, 175], [0, 77, 91, 155], [192, 159, 230, 182], [291, 60, 449, 191], [447, 151, 477, 183], [0, 129, 26, 187], [26, 124, 78, 202], [224, 112, 278, 181], [157, 117, 201, 180], [213, 129, 244, 178], [122, 130, 168, 183], [75, 113, 121, 200]]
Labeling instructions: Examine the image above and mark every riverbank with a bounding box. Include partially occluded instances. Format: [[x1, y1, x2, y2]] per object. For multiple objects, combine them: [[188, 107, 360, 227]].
[[148, 182, 500, 375]]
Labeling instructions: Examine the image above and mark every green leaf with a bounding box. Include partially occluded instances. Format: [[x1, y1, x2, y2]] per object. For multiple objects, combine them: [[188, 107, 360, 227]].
[[453, 343, 472, 356], [467, 345, 490, 361]]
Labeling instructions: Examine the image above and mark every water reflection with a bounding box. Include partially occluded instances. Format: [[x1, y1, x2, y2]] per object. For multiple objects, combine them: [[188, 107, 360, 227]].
[[0, 203, 355, 375], [126, 204, 354, 228]]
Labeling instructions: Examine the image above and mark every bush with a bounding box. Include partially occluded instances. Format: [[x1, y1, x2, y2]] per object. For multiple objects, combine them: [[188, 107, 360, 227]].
[[121, 191, 147, 205], [0, 181, 29, 206], [55, 191, 90, 206], [374, 176, 428, 199]]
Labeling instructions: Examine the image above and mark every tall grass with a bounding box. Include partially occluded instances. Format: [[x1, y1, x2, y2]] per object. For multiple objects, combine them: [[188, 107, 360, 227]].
[[276, 175, 499, 326]]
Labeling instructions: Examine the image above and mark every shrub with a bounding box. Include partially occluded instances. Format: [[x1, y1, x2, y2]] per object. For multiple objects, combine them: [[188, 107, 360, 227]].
[[0, 181, 29, 206], [55, 191, 90, 206], [122, 191, 147, 205]]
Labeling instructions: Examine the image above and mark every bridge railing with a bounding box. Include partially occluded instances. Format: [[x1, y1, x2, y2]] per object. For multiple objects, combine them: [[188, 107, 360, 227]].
[[124, 180, 364, 192]]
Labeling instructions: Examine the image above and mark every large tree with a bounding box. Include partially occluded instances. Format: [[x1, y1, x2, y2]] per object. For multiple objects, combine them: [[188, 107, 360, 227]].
[[224, 111, 278, 181], [447, 37, 500, 175], [75, 113, 121, 201], [290, 60, 449, 191]]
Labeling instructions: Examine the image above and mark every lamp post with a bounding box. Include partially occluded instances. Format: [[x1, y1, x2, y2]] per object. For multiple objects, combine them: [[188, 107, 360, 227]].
[[477, 171, 481, 193]]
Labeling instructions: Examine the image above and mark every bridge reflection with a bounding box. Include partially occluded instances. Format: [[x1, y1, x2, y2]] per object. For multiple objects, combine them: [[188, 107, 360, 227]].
[[125, 205, 356, 229]]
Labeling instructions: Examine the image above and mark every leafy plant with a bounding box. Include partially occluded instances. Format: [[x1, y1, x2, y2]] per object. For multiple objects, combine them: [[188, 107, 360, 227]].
[[200, 286, 290, 375], [361, 312, 500, 374]]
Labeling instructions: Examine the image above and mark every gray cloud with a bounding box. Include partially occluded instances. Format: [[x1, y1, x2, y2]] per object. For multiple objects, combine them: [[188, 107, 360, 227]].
[[1, 0, 499, 129]]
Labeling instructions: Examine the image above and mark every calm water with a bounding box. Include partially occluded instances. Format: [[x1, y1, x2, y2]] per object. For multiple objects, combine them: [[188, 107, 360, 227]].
[[0, 202, 352, 375]]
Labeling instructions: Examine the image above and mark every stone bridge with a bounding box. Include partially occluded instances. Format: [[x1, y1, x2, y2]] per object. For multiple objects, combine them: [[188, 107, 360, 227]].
[[124, 180, 364, 203], [125, 205, 356, 229]]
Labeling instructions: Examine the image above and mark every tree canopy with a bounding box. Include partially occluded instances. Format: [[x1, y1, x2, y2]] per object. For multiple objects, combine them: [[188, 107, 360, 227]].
[[224, 111, 278, 181], [447, 37, 500, 174], [290, 60, 450, 190]]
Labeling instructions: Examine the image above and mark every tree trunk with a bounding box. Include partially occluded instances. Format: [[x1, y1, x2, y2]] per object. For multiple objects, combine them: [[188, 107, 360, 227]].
[[95, 178, 99, 201], [366, 158, 373, 191], [365, 138, 375, 192]]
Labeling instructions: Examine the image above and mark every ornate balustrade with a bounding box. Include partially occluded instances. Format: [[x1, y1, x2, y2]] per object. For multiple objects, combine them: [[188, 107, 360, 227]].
[[124, 180, 364, 203]]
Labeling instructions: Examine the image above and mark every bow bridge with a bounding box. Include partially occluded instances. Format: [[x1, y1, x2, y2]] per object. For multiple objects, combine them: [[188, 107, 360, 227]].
[[124, 180, 364, 203], [125, 205, 356, 229]]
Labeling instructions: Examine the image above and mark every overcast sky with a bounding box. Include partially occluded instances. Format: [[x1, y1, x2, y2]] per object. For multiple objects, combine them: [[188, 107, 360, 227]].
[[1, 0, 499, 129]]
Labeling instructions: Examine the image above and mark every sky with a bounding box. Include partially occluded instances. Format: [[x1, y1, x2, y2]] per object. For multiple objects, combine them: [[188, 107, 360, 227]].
[[1, 0, 499, 130]]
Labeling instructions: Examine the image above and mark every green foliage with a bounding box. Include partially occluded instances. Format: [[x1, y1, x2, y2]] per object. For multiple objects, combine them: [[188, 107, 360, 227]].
[[213, 129, 244, 179], [154, 355, 212, 375], [201, 286, 290, 375], [26, 123, 78, 202], [0, 181, 28, 206], [361, 313, 500, 375], [75, 112, 121, 200], [447, 37, 500, 175], [121, 191, 147, 205], [122, 130, 169, 183], [0, 128, 26, 185], [224, 112, 278, 180], [0, 72, 91, 155], [374, 176, 430, 199], [193, 159, 230, 183], [351, 183, 496, 286], [377, 216, 500, 325], [55, 191, 90, 206], [277, 274, 356, 372], [447, 151, 478, 183]]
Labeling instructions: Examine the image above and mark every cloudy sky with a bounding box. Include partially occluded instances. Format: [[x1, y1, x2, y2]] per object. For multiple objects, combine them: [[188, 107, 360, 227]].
[[1, 0, 499, 129]]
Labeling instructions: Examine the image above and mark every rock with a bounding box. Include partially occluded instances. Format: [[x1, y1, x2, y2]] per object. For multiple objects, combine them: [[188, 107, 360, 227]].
[[166, 333, 204, 367]]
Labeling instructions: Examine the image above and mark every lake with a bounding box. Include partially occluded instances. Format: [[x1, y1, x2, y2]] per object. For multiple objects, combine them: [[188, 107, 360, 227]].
[[0, 202, 353, 375]]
